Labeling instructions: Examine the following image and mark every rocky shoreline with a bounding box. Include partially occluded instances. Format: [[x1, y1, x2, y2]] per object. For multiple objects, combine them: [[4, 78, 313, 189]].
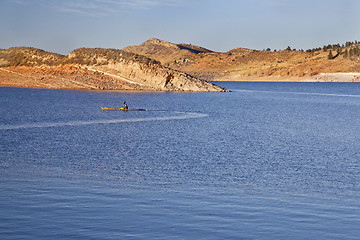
[[0, 65, 228, 92]]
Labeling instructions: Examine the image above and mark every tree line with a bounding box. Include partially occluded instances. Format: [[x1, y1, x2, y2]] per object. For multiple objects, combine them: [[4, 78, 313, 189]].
[[264, 40, 359, 56], [326, 43, 360, 60], [278, 40, 360, 60], [301, 40, 359, 53]]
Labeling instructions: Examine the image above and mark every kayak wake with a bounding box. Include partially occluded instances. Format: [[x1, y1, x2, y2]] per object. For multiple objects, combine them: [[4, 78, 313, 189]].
[[0, 112, 207, 130]]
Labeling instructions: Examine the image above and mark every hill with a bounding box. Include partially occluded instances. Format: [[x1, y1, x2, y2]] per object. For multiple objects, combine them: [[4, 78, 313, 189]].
[[0, 46, 227, 92], [1, 39, 360, 91], [123, 38, 212, 67], [0, 47, 64, 67], [122, 39, 360, 82]]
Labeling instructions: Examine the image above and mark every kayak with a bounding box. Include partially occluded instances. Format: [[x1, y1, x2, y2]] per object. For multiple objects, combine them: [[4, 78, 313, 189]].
[[101, 107, 146, 111]]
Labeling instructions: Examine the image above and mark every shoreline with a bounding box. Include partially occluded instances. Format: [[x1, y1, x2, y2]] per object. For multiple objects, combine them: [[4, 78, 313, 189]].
[[212, 79, 360, 82], [1, 66, 359, 92], [212, 72, 360, 82], [2, 77, 360, 92], [0, 66, 228, 92]]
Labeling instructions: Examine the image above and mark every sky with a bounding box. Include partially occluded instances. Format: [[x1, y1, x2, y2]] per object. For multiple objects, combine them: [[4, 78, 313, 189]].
[[0, 0, 359, 54]]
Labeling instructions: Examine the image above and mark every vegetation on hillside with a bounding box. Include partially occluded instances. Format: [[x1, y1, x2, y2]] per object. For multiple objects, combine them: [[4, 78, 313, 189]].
[[65, 48, 161, 66], [0, 47, 64, 67], [280, 40, 360, 59], [0, 47, 160, 68]]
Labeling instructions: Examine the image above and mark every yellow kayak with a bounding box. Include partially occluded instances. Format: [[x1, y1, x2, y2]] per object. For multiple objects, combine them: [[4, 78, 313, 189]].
[[101, 107, 146, 111]]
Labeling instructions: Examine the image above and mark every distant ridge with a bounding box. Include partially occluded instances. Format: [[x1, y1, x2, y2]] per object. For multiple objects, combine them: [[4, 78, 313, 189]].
[[122, 38, 360, 81]]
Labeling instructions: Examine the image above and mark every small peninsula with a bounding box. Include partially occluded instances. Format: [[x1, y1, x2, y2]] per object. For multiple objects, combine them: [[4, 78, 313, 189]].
[[1, 39, 360, 91], [0, 46, 227, 92]]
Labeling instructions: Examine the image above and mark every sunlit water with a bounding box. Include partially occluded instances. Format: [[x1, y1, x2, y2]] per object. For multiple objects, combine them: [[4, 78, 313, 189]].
[[1, 82, 359, 239]]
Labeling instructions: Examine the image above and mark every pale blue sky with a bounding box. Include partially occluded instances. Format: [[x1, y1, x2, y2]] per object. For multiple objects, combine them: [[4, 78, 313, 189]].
[[1, 0, 359, 54]]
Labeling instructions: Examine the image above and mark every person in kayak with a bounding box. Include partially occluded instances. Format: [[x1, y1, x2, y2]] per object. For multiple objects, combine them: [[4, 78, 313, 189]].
[[123, 102, 128, 110]]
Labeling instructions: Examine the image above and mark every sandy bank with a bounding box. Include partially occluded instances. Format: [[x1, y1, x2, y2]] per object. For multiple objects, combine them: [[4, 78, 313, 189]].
[[212, 73, 360, 82], [307, 73, 360, 82]]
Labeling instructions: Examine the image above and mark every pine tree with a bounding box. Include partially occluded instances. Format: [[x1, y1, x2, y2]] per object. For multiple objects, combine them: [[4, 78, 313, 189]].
[[349, 48, 354, 57], [337, 48, 342, 55], [355, 46, 360, 56], [328, 50, 333, 60], [343, 49, 348, 58]]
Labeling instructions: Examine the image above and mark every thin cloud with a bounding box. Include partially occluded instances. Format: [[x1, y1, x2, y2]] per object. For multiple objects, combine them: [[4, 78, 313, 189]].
[[97, 0, 186, 9], [39, 0, 186, 16]]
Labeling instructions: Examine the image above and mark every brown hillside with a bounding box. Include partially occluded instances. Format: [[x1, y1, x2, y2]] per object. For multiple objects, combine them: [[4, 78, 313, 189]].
[[0, 46, 227, 92], [123, 38, 210, 66], [123, 39, 360, 82], [0, 65, 142, 90], [2, 39, 360, 91]]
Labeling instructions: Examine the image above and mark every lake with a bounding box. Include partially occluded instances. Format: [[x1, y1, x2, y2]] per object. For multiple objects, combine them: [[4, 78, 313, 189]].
[[1, 82, 360, 239]]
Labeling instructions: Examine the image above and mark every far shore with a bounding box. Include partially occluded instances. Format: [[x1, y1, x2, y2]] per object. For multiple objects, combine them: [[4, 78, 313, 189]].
[[213, 72, 360, 82]]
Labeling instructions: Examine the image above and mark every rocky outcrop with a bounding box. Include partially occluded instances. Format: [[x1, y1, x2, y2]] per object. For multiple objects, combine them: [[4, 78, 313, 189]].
[[67, 48, 227, 92], [90, 59, 226, 92]]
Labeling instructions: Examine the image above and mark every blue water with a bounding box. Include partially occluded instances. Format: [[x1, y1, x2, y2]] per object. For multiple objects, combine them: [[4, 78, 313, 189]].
[[1, 83, 360, 239]]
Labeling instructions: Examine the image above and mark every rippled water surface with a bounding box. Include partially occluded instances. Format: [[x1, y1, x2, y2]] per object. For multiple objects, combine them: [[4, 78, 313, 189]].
[[1, 83, 360, 239]]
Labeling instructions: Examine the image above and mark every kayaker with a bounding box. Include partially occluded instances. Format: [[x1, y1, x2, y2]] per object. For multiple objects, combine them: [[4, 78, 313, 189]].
[[123, 102, 128, 110]]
